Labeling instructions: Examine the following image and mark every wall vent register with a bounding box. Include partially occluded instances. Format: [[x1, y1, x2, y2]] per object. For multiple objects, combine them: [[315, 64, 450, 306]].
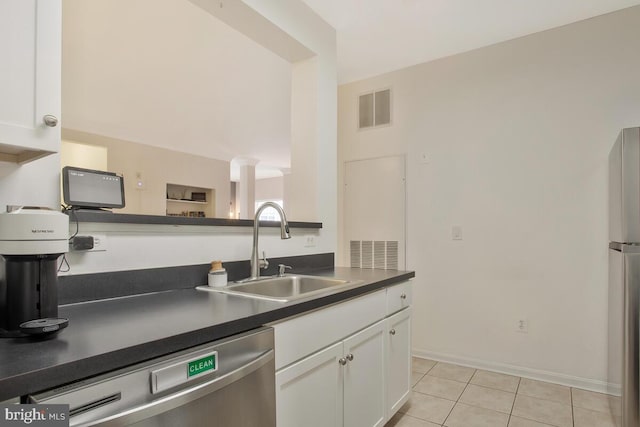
[[351, 240, 398, 270]]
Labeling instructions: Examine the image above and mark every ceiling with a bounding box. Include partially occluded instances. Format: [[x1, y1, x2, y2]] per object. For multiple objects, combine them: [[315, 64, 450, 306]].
[[63, 0, 640, 181], [301, 0, 640, 84]]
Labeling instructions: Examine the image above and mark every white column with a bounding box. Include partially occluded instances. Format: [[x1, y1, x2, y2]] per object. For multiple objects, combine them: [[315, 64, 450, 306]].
[[236, 157, 258, 219], [286, 57, 318, 221]]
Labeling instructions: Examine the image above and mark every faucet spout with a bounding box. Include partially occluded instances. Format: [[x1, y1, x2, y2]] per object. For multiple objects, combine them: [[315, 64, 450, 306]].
[[249, 202, 290, 281]]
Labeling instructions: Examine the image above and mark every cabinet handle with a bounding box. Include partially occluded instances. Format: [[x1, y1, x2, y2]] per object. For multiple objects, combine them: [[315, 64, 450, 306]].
[[43, 115, 58, 127], [338, 358, 347, 366], [346, 353, 354, 362], [390, 329, 396, 335], [400, 293, 407, 300]]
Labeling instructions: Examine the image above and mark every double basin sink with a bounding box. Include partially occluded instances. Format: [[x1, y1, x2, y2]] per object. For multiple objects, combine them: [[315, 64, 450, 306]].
[[202, 274, 363, 303]]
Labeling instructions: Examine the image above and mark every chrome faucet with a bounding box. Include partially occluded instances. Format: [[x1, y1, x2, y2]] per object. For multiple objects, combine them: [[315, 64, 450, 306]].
[[247, 202, 291, 281]]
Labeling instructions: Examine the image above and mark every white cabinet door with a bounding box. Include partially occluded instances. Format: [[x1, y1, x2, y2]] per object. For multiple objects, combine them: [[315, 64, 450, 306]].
[[276, 341, 344, 427], [386, 307, 412, 418], [0, 0, 61, 163], [343, 320, 386, 427]]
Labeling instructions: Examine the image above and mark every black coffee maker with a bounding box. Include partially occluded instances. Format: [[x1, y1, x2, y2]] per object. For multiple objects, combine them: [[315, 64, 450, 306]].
[[0, 207, 69, 337]]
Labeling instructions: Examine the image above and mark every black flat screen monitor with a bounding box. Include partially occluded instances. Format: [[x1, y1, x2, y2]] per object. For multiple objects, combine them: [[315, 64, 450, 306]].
[[62, 166, 125, 209]]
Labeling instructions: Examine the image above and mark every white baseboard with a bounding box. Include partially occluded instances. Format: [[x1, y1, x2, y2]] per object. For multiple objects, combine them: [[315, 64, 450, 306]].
[[412, 348, 610, 394]]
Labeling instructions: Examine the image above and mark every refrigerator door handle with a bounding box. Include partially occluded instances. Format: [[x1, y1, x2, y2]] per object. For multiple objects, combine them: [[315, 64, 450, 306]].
[[610, 242, 640, 253]]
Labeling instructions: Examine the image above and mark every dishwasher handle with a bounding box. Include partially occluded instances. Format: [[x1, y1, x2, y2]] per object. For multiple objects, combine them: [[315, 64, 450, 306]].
[[79, 349, 274, 427]]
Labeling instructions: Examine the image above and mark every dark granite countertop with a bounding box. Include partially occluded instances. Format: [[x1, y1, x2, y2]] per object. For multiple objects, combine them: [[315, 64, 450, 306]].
[[0, 267, 414, 401]]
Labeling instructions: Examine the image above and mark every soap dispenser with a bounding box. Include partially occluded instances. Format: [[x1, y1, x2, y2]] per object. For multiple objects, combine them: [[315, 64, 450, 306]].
[[208, 260, 227, 287]]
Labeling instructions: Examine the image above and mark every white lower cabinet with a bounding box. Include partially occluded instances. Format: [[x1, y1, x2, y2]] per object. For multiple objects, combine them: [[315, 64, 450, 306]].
[[275, 341, 344, 427], [276, 320, 386, 427], [274, 281, 413, 427], [343, 321, 386, 427], [385, 307, 412, 416]]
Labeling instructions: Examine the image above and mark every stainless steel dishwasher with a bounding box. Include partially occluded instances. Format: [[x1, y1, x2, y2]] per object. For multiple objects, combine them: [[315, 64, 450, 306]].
[[29, 327, 275, 427]]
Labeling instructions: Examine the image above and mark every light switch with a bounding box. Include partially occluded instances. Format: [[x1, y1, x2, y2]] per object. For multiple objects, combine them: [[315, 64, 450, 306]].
[[452, 226, 462, 240]]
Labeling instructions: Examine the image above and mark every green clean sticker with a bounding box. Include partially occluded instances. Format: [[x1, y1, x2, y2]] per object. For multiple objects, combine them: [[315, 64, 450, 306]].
[[187, 353, 217, 378]]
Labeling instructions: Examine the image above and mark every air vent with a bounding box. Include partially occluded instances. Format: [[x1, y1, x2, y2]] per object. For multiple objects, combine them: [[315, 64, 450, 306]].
[[359, 93, 374, 128], [350, 240, 399, 270], [358, 89, 391, 129], [374, 241, 385, 269], [350, 240, 361, 268], [386, 241, 398, 270], [362, 241, 373, 269]]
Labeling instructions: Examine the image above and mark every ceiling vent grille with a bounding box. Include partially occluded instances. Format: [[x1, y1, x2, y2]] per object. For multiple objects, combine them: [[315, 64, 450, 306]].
[[350, 240, 399, 270], [359, 89, 391, 129]]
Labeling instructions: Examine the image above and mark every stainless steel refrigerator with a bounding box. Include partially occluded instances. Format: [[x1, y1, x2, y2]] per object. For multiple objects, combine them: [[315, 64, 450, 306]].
[[609, 127, 640, 427]]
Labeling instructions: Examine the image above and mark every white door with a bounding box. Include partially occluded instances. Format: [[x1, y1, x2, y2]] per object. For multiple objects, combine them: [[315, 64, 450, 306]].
[[276, 341, 344, 427], [386, 308, 412, 418], [344, 156, 406, 269], [343, 320, 386, 427], [0, 0, 61, 162]]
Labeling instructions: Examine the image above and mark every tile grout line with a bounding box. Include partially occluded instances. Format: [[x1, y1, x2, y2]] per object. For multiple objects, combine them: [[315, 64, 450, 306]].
[[432, 361, 460, 426], [486, 373, 567, 427], [452, 369, 521, 425], [507, 376, 522, 426], [425, 361, 454, 427], [407, 359, 442, 425], [441, 365, 477, 427], [570, 388, 575, 427], [445, 382, 516, 417]]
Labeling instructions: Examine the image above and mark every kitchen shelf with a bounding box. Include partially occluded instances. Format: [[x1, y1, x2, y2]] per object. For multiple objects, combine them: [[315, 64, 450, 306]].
[[166, 183, 213, 218]]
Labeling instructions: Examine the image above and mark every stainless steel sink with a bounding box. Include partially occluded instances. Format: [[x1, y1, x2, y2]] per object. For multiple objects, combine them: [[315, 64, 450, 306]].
[[201, 275, 363, 302]]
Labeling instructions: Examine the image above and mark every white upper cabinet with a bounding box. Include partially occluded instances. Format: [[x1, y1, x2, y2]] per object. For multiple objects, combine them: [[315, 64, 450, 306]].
[[0, 0, 61, 163]]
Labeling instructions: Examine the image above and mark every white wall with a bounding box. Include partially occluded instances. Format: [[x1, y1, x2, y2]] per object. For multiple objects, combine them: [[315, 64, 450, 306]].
[[244, 0, 338, 253], [63, 129, 231, 218], [61, 221, 321, 275], [338, 6, 640, 390], [0, 0, 336, 275], [61, 141, 108, 171], [0, 154, 60, 210], [256, 176, 284, 202]]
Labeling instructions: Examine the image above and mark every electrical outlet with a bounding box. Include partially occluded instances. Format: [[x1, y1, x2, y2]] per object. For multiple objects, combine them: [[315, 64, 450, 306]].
[[304, 235, 316, 247], [516, 319, 529, 333], [87, 234, 108, 252]]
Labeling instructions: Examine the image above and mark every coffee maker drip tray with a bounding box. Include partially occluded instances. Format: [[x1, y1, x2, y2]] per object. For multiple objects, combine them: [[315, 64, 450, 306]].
[[0, 317, 68, 338], [19, 318, 68, 337]]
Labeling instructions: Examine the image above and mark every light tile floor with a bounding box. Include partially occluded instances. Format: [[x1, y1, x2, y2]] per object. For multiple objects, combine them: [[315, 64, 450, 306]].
[[385, 357, 616, 427]]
